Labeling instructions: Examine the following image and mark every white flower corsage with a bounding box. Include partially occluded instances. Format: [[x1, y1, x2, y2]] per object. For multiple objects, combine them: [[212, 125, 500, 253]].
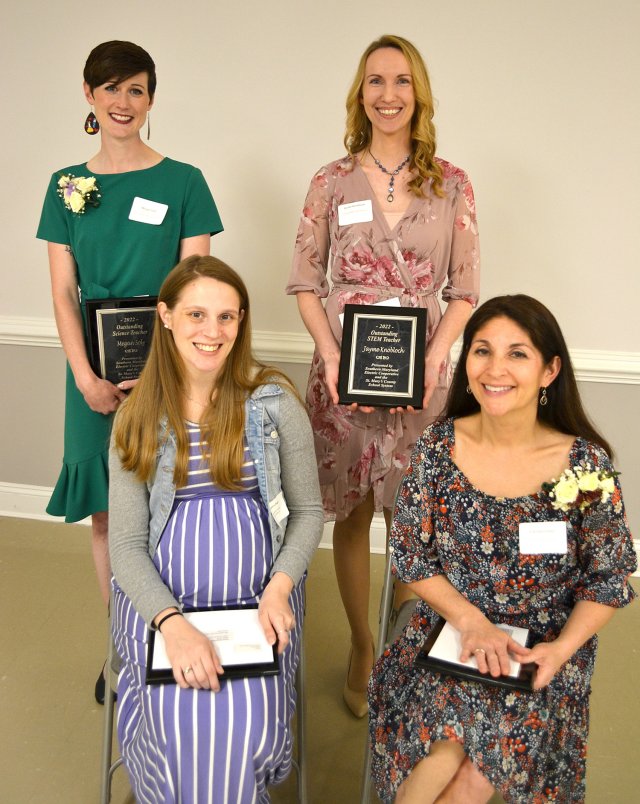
[[543, 464, 618, 512], [57, 174, 101, 214]]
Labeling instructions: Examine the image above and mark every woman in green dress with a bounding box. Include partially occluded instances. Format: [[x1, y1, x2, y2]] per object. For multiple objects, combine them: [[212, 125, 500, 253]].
[[36, 40, 223, 701]]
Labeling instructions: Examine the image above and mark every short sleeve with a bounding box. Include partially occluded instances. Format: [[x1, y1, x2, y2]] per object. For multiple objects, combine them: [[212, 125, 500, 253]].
[[390, 427, 445, 583], [573, 445, 637, 607], [440, 169, 480, 308], [285, 166, 333, 299], [180, 166, 223, 239], [36, 172, 71, 245]]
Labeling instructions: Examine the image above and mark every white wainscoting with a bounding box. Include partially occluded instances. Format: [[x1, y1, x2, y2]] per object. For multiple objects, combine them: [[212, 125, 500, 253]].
[[1, 315, 640, 383]]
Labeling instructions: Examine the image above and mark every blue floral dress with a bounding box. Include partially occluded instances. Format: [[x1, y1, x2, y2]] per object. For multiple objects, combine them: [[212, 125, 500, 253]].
[[368, 419, 636, 803]]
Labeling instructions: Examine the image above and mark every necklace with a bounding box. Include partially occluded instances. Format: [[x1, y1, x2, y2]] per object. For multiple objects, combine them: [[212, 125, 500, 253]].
[[370, 153, 411, 202], [183, 391, 209, 408]]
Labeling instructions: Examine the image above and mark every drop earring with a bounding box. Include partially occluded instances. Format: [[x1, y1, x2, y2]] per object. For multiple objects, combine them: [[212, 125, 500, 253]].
[[84, 108, 99, 135], [146, 113, 151, 140], [466, 385, 472, 394], [539, 387, 548, 406]]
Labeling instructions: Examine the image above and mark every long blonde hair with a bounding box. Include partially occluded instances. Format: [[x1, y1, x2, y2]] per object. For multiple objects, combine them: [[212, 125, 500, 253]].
[[114, 255, 299, 489], [344, 34, 444, 198]]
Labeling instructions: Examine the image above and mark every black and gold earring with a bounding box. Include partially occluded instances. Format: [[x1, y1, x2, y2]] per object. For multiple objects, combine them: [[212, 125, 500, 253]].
[[539, 387, 548, 406], [84, 108, 99, 135]]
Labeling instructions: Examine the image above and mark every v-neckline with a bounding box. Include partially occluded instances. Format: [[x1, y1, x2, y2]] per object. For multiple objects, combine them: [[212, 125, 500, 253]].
[[353, 160, 420, 238]]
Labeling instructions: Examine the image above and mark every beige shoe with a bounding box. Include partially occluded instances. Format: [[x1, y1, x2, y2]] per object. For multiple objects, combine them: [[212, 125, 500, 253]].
[[342, 647, 370, 719]]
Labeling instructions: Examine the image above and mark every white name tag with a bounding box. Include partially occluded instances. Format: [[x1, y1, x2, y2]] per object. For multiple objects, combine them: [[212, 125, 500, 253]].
[[128, 196, 168, 225], [268, 491, 289, 525], [518, 521, 567, 554], [338, 200, 373, 226]]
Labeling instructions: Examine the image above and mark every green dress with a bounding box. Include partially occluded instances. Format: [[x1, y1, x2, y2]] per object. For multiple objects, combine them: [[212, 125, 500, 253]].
[[36, 157, 223, 522]]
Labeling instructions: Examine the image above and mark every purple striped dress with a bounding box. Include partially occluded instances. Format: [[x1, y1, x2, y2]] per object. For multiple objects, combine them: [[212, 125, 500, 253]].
[[112, 423, 304, 803]]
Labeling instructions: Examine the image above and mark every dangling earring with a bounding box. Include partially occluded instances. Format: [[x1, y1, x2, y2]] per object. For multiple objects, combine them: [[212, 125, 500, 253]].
[[146, 113, 151, 140], [466, 385, 472, 395], [539, 387, 548, 406], [84, 108, 99, 135]]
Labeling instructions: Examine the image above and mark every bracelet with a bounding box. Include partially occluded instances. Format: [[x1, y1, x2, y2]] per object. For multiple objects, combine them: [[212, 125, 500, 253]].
[[156, 610, 183, 632]]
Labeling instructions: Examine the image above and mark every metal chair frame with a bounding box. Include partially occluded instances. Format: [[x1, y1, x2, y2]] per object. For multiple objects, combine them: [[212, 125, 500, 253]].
[[99, 624, 308, 804], [360, 547, 396, 803]]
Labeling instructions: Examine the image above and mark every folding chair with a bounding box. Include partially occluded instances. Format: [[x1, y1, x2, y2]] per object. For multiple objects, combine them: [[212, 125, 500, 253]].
[[99, 629, 124, 804], [360, 546, 396, 803]]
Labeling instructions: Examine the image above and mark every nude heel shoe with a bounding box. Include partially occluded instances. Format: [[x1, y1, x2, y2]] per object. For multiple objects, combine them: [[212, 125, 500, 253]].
[[342, 645, 372, 719]]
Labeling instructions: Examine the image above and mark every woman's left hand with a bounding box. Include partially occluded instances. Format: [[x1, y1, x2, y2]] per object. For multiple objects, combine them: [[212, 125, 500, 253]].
[[516, 641, 571, 690], [389, 358, 441, 415], [258, 573, 295, 654]]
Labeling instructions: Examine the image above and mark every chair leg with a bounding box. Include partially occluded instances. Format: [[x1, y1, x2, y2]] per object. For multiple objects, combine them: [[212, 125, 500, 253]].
[[294, 634, 308, 804], [360, 548, 395, 803], [100, 635, 116, 804]]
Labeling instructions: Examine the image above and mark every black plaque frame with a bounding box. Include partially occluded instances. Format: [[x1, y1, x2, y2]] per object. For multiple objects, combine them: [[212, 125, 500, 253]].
[[415, 617, 535, 691], [86, 296, 158, 385], [146, 604, 279, 685], [338, 304, 426, 408]]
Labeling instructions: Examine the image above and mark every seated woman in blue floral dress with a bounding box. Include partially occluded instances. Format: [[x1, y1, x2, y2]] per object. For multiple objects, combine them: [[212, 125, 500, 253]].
[[108, 255, 323, 803], [369, 295, 636, 803]]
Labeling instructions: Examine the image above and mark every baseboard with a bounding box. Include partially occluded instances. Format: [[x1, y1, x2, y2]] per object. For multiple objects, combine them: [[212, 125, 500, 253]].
[[3, 482, 637, 576], [1, 315, 639, 384]]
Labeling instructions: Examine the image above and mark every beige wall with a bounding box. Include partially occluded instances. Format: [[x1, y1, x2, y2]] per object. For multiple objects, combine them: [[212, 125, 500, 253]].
[[1, 1, 638, 533]]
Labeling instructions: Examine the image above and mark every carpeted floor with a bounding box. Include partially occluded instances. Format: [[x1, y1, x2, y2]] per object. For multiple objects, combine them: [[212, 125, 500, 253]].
[[0, 516, 637, 803]]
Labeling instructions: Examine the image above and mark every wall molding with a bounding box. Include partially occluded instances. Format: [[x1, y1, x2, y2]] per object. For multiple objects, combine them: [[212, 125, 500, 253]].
[[1, 314, 639, 384], [1, 482, 638, 575]]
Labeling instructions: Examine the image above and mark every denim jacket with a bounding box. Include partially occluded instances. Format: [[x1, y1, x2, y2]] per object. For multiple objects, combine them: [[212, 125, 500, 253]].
[[148, 384, 290, 559], [109, 383, 323, 626]]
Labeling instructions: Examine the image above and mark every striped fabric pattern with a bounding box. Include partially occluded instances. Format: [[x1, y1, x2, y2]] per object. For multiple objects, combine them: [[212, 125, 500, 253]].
[[112, 425, 303, 803]]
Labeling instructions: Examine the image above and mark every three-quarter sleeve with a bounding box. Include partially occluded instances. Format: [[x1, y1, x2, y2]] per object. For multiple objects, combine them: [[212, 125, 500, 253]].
[[285, 166, 334, 299], [573, 446, 637, 608], [440, 168, 480, 308], [390, 428, 445, 583]]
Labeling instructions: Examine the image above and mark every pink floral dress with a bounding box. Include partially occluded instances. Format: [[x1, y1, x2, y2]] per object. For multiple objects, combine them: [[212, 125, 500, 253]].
[[286, 157, 480, 520]]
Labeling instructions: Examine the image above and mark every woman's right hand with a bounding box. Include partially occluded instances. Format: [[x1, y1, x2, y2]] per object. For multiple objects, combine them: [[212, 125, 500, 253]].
[[158, 613, 224, 691], [78, 374, 127, 414], [458, 614, 529, 678]]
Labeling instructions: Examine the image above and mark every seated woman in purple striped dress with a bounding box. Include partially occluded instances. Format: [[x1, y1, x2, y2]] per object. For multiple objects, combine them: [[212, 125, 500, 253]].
[[108, 255, 324, 803]]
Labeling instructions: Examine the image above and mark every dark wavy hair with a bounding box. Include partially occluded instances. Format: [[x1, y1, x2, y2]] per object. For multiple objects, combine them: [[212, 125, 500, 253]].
[[445, 294, 612, 457], [83, 40, 157, 98]]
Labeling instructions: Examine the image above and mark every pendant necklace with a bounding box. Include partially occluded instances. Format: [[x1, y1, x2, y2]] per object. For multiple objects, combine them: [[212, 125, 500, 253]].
[[370, 153, 410, 202], [183, 391, 209, 408]]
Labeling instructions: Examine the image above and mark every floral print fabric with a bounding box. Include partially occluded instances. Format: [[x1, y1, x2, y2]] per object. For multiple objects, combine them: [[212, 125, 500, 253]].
[[286, 158, 480, 520], [369, 419, 637, 803]]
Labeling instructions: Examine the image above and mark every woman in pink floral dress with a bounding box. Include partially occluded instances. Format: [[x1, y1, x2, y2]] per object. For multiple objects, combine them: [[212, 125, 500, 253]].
[[285, 34, 480, 716]]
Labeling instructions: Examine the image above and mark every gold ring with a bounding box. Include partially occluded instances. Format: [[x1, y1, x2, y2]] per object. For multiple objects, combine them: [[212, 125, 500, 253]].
[[474, 648, 486, 655], [183, 666, 193, 675]]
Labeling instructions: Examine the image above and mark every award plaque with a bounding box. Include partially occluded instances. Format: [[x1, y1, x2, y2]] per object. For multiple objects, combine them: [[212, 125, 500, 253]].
[[86, 296, 158, 385], [415, 617, 535, 691], [146, 605, 279, 685], [338, 304, 427, 408]]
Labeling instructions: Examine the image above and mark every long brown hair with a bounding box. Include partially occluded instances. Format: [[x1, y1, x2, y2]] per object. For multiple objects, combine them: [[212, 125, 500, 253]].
[[445, 295, 613, 457], [114, 255, 299, 488], [344, 34, 444, 198]]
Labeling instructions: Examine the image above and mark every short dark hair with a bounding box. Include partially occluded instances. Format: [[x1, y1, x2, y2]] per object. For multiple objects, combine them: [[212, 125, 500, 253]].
[[445, 294, 612, 457], [83, 40, 156, 98]]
